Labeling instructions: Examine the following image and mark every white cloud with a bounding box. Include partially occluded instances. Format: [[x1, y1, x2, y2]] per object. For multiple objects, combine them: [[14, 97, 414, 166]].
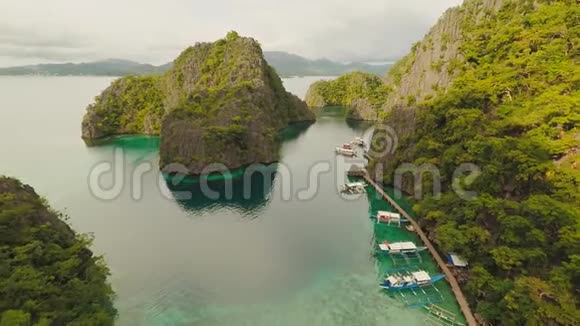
[[0, 0, 463, 66]]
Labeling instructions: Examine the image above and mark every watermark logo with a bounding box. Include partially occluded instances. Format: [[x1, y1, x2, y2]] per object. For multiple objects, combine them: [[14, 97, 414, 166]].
[[368, 124, 398, 158], [452, 163, 481, 200], [87, 125, 482, 203], [394, 163, 441, 200]]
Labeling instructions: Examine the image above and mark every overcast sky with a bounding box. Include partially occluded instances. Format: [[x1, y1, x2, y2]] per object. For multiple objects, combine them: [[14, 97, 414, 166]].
[[0, 0, 463, 67]]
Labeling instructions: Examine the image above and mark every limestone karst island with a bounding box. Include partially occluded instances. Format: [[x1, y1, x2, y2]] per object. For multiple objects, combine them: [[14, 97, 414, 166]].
[[0, 0, 578, 325], [82, 32, 314, 175]]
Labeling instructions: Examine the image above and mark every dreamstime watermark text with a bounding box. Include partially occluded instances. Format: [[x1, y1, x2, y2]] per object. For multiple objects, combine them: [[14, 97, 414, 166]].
[[87, 125, 482, 202]]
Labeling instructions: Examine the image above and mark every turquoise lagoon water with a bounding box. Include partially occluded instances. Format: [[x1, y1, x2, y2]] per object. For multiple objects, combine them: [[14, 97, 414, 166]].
[[0, 76, 460, 325]]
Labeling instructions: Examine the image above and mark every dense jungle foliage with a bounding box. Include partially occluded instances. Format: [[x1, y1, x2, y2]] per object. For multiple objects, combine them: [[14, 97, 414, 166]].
[[84, 75, 165, 136], [305, 72, 390, 108], [83, 31, 312, 146], [168, 31, 302, 123], [0, 177, 116, 325], [370, 0, 579, 324]]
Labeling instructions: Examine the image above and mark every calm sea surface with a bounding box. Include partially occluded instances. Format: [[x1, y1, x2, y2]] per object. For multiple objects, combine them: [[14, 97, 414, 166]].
[[0, 76, 459, 325]]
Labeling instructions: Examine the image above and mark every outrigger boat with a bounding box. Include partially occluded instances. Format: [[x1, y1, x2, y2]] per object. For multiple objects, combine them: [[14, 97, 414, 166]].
[[341, 143, 353, 150], [335, 147, 356, 157], [351, 137, 367, 147], [380, 270, 445, 290], [378, 240, 427, 254], [340, 182, 367, 194], [377, 211, 409, 226], [423, 304, 465, 326]]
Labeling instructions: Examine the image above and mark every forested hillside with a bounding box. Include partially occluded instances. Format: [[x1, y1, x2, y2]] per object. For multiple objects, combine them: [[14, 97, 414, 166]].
[[367, 0, 578, 324], [0, 177, 116, 325], [305, 72, 391, 120]]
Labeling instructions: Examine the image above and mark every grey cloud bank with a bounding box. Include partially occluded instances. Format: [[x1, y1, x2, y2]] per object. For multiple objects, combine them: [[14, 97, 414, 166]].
[[0, 0, 463, 67]]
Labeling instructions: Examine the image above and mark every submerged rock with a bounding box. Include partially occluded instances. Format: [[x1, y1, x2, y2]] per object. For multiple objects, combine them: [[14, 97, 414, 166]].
[[81, 31, 314, 174]]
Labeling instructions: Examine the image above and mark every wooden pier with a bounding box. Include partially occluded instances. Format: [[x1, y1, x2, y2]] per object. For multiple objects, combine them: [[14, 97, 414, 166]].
[[349, 168, 477, 326]]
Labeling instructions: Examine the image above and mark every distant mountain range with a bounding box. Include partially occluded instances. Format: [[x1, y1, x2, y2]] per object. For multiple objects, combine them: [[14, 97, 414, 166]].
[[0, 52, 392, 77], [0, 59, 171, 77], [263, 51, 392, 77]]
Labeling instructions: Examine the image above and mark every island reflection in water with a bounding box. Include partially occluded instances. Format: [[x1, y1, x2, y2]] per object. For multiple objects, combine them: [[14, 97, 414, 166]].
[[164, 164, 278, 217], [163, 121, 312, 217]]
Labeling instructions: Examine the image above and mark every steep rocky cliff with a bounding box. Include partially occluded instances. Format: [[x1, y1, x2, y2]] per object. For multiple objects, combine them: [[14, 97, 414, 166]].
[[383, 5, 464, 109], [365, 0, 514, 160], [160, 33, 314, 173], [304, 72, 390, 120], [82, 32, 314, 174], [368, 0, 579, 324], [0, 176, 116, 325], [384, 0, 509, 109], [304, 0, 510, 122]]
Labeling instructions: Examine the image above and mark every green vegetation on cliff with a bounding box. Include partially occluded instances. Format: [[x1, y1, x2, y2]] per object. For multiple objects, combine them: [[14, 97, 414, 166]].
[[305, 72, 391, 120], [370, 0, 579, 324], [386, 47, 416, 88], [82, 31, 313, 174], [160, 32, 313, 173], [0, 177, 116, 325], [82, 75, 164, 140], [305, 72, 389, 107]]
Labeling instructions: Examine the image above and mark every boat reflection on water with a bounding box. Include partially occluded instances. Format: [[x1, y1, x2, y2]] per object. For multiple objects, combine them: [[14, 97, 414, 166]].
[[164, 164, 279, 216]]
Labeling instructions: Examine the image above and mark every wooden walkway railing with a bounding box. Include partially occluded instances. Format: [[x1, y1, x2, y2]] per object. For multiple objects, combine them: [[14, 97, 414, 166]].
[[352, 169, 477, 326]]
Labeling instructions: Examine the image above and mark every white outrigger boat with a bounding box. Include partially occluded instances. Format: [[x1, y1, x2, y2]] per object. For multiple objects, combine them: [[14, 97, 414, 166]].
[[423, 304, 465, 325], [335, 147, 356, 157], [378, 240, 427, 254], [342, 142, 353, 150], [377, 211, 409, 226], [340, 182, 367, 194], [351, 137, 367, 147], [380, 270, 445, 290]]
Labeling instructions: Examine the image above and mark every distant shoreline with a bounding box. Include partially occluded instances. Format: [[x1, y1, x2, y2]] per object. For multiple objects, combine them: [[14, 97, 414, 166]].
[[0, 52, 394, 78]]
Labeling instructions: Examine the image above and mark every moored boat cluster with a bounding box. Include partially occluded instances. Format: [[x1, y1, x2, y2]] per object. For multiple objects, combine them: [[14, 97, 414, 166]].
[[373, 207, 467, 323], [375, 209, 443, 291], [334, 137, 367, 157], [339, 182, 367, 194]]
